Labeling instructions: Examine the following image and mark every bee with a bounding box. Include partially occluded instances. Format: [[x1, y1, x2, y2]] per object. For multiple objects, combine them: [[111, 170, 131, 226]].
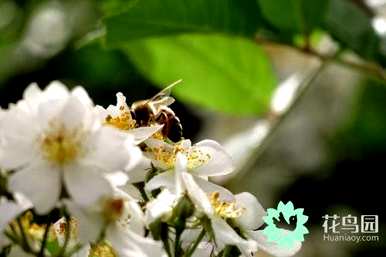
[[130, 80, 183, 142]]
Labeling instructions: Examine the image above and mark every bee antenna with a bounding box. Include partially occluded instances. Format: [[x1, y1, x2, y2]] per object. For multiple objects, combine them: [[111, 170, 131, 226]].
[[162, 79, 183, 92], [169, 79, 183, 87]]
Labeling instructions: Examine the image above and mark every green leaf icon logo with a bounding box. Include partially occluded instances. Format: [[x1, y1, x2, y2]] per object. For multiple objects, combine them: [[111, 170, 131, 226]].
[[263, 201, 309, 248]]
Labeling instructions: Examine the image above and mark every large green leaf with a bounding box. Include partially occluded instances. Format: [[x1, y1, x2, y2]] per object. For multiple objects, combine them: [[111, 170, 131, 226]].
[[257, 0, 328, 33], [324, 0, 381, 61], [124, 34, 277, 115], [104, 0, 261, 45]]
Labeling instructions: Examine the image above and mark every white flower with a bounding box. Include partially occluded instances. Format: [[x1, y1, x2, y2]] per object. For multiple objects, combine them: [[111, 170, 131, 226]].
[[111, 229, 166, 257], [53, 218, 91, 257], [8, 246, 35, 257], [201, 189, 301, 257], [96, 92, 163, 144], [168, 154, 256, 256], [65, 186, 145, 248], [145, 138, 234, 193], [234, 193, 301, 257], [0, 81, 141, 214], [65, 187, 166, 257], [145, 189, 179, 224], [172, 154, 300, 257], [0, 193, 32, 247]]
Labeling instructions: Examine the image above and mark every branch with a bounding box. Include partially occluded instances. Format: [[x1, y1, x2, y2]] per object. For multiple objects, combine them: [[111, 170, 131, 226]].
[[229, 59, 330, 185], [255, 36, 386, 81]]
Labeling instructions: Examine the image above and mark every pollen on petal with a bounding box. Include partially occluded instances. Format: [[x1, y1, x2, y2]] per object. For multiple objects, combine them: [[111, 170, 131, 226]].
[[210, 192, 244, 219]]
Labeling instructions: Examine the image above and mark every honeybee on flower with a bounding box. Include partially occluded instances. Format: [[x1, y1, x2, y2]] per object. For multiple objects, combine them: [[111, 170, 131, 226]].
[[0, 81, 302, 257]]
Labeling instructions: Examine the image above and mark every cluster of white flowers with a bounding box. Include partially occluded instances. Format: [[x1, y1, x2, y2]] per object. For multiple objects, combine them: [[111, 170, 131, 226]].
[[0, 81, 301, 257]]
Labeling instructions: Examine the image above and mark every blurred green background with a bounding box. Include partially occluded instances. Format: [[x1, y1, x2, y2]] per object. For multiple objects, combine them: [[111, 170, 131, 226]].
[[1, 0, 385, 256]]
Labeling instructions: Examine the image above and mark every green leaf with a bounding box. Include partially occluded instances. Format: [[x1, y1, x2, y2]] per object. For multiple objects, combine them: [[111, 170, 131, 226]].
[[104, 0, 261, 45], [99, 0, 138, 17], [324, 0, 381, 60], [257, 0, 328, 33], [124, 34, 277, 115]]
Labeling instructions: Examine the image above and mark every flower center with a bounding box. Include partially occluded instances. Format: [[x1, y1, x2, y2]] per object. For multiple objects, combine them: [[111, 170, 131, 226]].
[[104, 105, 136, 131], [103, 198, 125, 223], [150, 144, 183, 169], [186, 148, 211, 169], [149, 143, 211, 169], [90, 242, 117, 257], [209, 192, 243, 219], [40, 126, 83, 166], [54, 217, 79, 241]]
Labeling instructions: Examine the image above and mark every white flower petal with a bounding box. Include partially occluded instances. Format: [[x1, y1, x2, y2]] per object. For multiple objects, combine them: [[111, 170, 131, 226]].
[[144, 138, 173, 150], [118, 183, 142, 201], [0, 233, 10, 248], [64, 166, 113, 207], [211, 217, 257, 257], [0, 109, 38, 169], [235, 192, 266, 231], [192, 140, 234, 177], [71, 86, 93, 107], [125, 145, 143, 172], [145, 189, 177, 224], [127, 157, 151, 183], [107, 228, 166, 257], [9, 163, 60, 214], [85, 126, 141, 173], [191, 243, 214, 257], [125, 200, 146, 235], [175, 153, 188, 195], [193, 176, 235, 202], [57, 94, 89, 130], [8, 246, 35, 257], [65, 200, 104, 243], [105, 171, 129, 187], [130, 125, 163, 144], [247, 230, 301, 257], [0, 194, 32, 232], [44, 81, 70, 99], [73, 245, 90, 257], [181, 172, 213, 216], [145, 171, 175, 193], [20, 81, 68, 113]]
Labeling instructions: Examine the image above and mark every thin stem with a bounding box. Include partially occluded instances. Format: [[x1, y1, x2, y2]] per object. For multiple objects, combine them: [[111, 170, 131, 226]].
[[174, 230, 181, 257], [63, 244, 83, 257], [56, 216, 71, 257], [230, 59, 330, 184], [161, 224, 172, 257], [17, 218, 31, 252], [38, 222, 51, 257], [255, 36, 386, 81], [4, 229, 38, 256], [162, 237, 173, 257], [184, 229, 205, 257]]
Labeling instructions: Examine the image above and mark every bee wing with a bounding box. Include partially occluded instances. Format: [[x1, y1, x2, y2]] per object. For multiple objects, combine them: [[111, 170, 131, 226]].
[[147, 79, 182, 111]]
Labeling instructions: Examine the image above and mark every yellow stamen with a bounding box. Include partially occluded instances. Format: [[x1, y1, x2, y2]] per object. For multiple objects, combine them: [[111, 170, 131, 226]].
[[149, 142, 211, 169], [90, 242, 117, 257], [186, 149, 211, 169], [104, 111, 136, 131], [209, 192, 244, 219], [40, 126, 83, 166]]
